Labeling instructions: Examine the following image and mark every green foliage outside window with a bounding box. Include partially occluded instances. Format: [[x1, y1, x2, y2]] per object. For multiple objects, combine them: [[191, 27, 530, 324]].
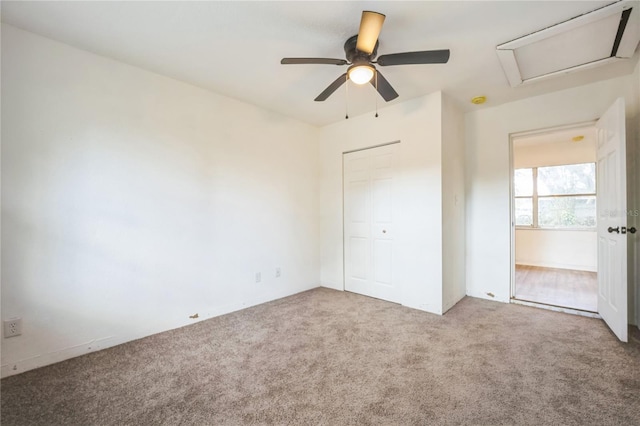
[[514, 163, 596, 229]]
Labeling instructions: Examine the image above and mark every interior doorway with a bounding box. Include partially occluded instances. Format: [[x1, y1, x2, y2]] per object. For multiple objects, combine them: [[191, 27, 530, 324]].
[[511, 123, 598, 312]]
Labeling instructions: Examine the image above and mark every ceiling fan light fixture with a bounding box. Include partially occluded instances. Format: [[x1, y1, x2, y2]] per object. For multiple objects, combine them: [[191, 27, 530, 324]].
[[281, 10, 449, 102], [348, 64, 374, 85]]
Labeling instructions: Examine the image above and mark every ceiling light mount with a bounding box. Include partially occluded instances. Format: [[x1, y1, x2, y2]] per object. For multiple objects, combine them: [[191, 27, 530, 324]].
[[471, 96, 487, 105], [345, 34, 379, 85], [344, 34, 379, 64]]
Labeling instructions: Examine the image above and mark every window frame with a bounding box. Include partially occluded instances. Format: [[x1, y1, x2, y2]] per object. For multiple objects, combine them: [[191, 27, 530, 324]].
[[514, 163, 597, 230]]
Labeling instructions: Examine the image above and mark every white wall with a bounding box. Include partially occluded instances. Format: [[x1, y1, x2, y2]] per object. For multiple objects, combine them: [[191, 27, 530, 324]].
[[1, 25, 320, 377], [513, 135, 596, 168], [441, 94, 466, 312], [319, 92, 445, 314], [465, 69, 639, 324], [515, 230, 597, 272]]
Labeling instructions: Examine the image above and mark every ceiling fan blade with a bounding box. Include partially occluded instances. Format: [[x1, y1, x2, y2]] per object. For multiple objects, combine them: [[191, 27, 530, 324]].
[[315, 73, 348, 101], [370, 70, 398, 102], [377, 49, 450, 66], [356, 11, 385, 54], [281, 58, 348, 65]]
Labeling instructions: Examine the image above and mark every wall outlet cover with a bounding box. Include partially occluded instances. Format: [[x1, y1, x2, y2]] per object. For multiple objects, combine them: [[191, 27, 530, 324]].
[[4, 318, 23, 338]]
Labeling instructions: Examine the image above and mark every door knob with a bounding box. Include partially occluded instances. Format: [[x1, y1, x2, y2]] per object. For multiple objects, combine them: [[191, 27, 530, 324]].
[[382, 230, 387, 233], [608, 226, 620, 234], [630, 227, 637, 234]]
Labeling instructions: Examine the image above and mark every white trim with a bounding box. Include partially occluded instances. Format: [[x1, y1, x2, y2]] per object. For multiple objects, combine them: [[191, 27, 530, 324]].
[[515, 226, 596, 232], [511, 298, 601, 318], [616, 5, 639, 57], [342, 140, 400, 155], [509, 132, 516, 301], [510, 121, 599, 310], [515, 260, 597, 273], [519, 57, 622, 86], [510, 121, 598, 139], [496, 1, 636, 87], [1, 336, 118, 378], [496, 49, 522, 87], [498, 2, 627, 50]]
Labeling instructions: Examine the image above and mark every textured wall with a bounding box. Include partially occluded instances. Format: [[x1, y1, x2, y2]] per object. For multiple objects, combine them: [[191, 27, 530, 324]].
[[465, 68, 639, 324], [1, 25, 320, 377]]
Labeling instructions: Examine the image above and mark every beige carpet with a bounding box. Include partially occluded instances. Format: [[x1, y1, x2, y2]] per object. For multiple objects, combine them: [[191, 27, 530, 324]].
[[2, 288, 639, 425]]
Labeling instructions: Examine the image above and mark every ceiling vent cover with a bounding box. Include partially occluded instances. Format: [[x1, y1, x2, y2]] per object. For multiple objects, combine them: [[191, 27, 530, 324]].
[[497, 1, 639, 87]]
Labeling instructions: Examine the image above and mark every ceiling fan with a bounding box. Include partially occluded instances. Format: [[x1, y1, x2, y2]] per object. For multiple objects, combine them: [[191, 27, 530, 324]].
[[281, 11, 450, 102]]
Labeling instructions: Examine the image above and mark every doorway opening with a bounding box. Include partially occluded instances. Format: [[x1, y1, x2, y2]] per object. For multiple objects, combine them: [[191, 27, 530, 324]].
[[510, 123, 598, 313]]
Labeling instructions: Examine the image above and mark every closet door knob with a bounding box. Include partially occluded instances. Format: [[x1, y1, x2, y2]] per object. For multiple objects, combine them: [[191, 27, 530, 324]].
[[608, 226, 620, 234], [629, 227, 637, 234]]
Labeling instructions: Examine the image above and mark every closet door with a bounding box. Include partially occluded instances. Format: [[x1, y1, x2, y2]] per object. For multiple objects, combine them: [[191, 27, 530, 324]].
[[343, 143, 399, 303]]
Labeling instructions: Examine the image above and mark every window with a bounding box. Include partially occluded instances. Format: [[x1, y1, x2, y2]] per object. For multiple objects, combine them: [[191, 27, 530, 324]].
[[514, 163, 596, 229]]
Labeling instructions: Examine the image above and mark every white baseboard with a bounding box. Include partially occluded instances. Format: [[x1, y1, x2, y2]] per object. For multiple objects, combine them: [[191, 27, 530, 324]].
[[465, 289, 510, 304], [515, 260, 596, 272], [1, 283, 321, 378], [319, 282, 343, 291], [1, 336, 121, 378]]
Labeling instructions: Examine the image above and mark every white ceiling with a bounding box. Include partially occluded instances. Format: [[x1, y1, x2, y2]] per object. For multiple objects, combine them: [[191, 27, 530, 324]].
[[2, 1, 639, 126]]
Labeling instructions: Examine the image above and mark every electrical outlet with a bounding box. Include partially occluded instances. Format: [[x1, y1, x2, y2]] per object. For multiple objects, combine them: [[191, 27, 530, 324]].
[[255, 272, 261, 283], [276, 267, 281, 278], [4, 318, 22, 338]]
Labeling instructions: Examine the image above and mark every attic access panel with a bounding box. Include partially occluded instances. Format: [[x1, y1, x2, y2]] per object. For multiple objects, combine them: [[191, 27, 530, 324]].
[[497, 2, 639, 87]]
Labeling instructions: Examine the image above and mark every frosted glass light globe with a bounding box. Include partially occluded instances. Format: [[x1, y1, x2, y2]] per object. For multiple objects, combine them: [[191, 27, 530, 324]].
[[348, 65, 374, 85]]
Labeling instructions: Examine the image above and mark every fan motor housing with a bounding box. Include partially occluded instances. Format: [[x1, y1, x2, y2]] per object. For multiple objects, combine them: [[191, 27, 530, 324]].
[[344, 34, 379, 63]]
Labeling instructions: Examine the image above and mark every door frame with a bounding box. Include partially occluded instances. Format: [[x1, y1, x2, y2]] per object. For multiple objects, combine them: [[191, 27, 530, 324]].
[[342, 140, 401, 155], [508, 120, 598, 313]]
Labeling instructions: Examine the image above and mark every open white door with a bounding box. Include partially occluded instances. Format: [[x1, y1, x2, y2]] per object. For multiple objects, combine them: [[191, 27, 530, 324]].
[[596, 97, 628, 342]]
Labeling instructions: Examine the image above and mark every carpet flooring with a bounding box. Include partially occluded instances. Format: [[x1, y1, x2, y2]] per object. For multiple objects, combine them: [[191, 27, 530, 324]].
[[2, 287, 639, 425]]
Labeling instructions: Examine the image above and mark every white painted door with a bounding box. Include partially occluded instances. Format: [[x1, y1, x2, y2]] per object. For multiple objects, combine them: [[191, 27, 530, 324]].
[[596, 98, 628, 342], [343, 143, 399, 303]]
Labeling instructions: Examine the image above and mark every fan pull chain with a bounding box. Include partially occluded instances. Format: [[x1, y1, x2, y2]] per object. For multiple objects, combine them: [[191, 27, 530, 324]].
[[345, 74, 349, 119], [375, 71, 379, 118]]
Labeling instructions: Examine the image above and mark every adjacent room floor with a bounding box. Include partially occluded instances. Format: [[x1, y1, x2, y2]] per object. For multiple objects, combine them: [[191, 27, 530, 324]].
[[2, 288, 638, 425], [514, 264, 598, 312]]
